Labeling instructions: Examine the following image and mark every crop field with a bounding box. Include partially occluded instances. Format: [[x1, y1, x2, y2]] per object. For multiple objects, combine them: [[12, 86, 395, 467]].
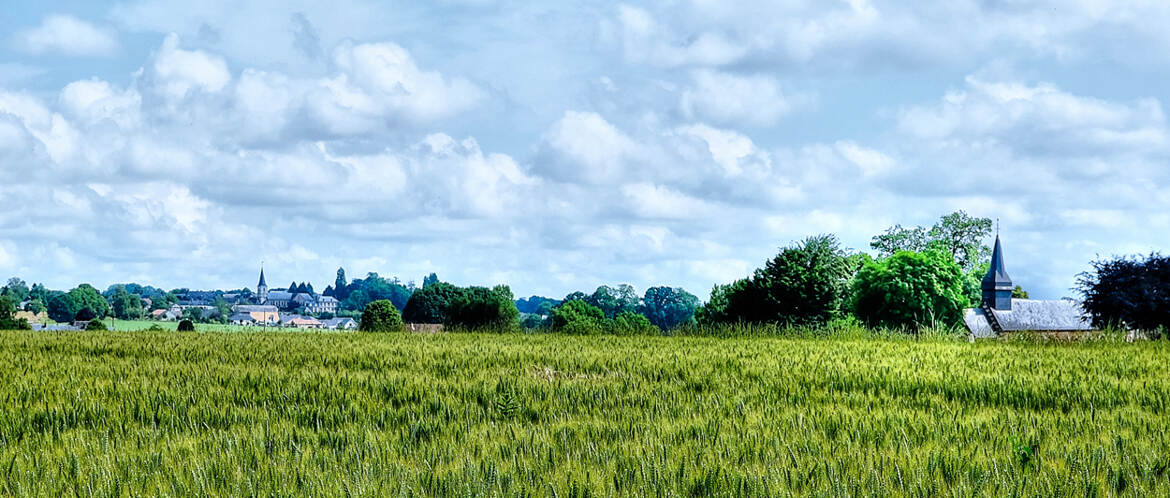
[[0, 330, 1167, 497]]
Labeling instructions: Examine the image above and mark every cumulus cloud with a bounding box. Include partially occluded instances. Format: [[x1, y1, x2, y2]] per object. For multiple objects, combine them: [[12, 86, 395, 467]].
[[680, 70, 791, 127], [14, 15, 119, 57]]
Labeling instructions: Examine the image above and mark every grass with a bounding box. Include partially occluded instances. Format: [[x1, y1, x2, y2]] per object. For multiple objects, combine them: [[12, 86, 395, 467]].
[[0, 329, 1166, 496], [103, 319, 314, 333]]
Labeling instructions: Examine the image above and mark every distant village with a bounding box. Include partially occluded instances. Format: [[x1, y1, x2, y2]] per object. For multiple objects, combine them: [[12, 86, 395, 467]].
[[150, 269, 356, 330]]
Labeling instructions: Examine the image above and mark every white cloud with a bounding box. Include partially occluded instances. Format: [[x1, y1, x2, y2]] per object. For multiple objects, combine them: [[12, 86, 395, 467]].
[[13, 15, 119, 57], [680, 70, 791, 126], [142, 34, 232, 101]]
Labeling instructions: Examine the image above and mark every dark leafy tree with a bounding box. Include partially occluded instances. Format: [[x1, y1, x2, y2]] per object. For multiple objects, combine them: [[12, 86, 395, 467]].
[[177, 319, 195, 331], [25, 298, 45, 315], [851, 250, 967, 330], [110, 286, 144, 320], [752, 235, 852, 326], [1012, 286, 1030, 299], [639, 286, 699, 330], [446, 286, 519, 329], [1077, 253, 1170, 334], [515, 296, 561, 315], [562, 291, 588, 303], [75, 307, 97, 322], [359, 300, 403, 332], [402, 282, 466, 324], [48, 293, 81, 323], [334, 268, 348, 299], [323, 285, 335, 297], [423, 273, 440, 288]]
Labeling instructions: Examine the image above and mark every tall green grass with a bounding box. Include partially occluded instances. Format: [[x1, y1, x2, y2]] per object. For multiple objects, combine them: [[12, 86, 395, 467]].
[[0, 330, 1166, 496]]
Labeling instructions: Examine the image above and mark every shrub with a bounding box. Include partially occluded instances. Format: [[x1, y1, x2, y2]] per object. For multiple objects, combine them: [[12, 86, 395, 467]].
[[550, 300, 606, 334], [177, 319, 196, 332], [610, 311, 657, 335], [1078, 253, 1170, 334], [851, 250, 967, 330], [359, 300, 403, 332], [751, 234, 853, 325], [0, 296, 30, 330], [85, 319, 109, 331]]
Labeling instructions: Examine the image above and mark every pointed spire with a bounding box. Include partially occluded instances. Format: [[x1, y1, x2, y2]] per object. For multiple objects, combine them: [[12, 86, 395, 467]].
[[981, 235, 1013, 310], [258, 266, 267, 288]]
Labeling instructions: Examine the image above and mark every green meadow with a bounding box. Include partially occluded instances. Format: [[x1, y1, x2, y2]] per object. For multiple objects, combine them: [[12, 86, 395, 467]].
[[0, 330, 1167, 496]]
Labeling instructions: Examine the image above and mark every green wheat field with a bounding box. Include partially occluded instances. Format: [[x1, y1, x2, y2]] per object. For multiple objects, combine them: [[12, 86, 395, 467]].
[[0, 330, 1167, 496]]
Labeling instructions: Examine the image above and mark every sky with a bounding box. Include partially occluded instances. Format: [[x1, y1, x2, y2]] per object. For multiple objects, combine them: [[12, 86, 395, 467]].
[[2, 1, 1170, 300]]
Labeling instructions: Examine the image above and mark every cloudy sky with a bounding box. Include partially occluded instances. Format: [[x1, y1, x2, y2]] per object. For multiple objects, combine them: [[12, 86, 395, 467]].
[[2, 0, 1170, 299]]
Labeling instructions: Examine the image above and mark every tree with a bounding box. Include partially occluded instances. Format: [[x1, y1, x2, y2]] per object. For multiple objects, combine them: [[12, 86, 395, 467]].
[[639, 286, 699, 330], [75, 307, 97, 322], [48, 293, 81, 323], [587, 284, 640, 319], [288, 282, 298, 293], [696, 279, 751, 325], [751, 234, 853, 326], [871, 211, 993, 272], [611, 311, 656, 335], [181, 307, 204, 322], [851, 250, 968, 330], [334, 268, 348, 299], [423, 273, 440, 288], [110, 286, 144, 320], [69, 284, 109, 320], [1012, 286, 1030, 299], [323, 285, 335, 297], [343, 290, 370, 312], [0, 296, 30, 330], [85, 319, 109, 331], [446, 286, 519, 329], [402, 282, 466, 324], [26, 298, 45, 315], [1077, 253, 1170, 333], [360, 300, 403, 332], [177, 319, 196, 331], [2, 278, 29, 303], [550, 299, 606, 334]]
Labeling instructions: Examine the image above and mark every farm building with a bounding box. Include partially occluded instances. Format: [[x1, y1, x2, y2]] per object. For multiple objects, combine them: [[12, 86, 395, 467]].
[[964, 236, 1093, 338]]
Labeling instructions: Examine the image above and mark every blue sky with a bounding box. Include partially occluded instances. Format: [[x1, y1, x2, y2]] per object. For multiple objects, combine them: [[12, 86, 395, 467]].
[[3, 0, 1170, 300]]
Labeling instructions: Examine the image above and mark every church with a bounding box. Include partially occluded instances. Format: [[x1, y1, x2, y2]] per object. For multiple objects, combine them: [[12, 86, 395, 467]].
[[964, 236, 1093, 338], [252, 268, 338, 314]]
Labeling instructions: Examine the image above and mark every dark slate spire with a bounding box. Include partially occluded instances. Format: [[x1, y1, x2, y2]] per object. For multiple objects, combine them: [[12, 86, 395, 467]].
[[258, 267, 267, 288], [981, 235, 1013, 310]]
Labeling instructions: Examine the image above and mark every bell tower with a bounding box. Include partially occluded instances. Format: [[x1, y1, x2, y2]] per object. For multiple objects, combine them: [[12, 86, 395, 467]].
[[981, 235, 1013, 310], [257, 266, 269, 304]]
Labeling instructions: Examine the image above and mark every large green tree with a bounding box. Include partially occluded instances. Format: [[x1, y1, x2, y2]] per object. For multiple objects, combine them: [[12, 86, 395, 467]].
[[639, 286, 699, 330], [110, 286, 144, 320], [359, 300, 404, 332], [402, 282, 466, 324], [851, 250, 968, 330], [752, 234, 853, 326], [48, 284, 109, 322], [586, 284, 640, 319], [871, 211, 993, 271], [446, 285, 519, 329]]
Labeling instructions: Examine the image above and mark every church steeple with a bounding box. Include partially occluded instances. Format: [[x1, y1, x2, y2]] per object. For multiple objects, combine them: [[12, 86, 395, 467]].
[[257, 266, 269, 304], [981, 235, 1013, 310]]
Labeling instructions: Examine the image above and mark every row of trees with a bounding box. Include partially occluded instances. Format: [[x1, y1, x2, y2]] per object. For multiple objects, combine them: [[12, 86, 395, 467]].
[[696, 211, 1000, 330]]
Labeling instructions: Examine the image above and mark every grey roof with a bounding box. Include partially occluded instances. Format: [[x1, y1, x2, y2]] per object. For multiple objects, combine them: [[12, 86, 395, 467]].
[[965, 299, 1093, 337], [266, 291, 294, 301], [233, 304, 278, 313], [982, 236, 1013, 291], [318, 295, 338, 303], [321, 317, 355, 327], [229, 313, 254, 321]]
